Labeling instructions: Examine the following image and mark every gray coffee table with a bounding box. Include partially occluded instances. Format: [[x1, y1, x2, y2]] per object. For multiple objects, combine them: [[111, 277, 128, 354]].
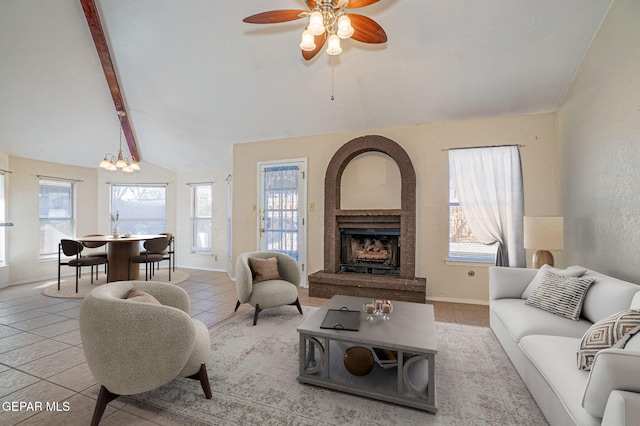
[[297, 295, 437, 412]]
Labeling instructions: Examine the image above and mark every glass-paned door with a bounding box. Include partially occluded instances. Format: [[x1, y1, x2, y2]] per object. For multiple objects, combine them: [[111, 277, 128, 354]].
[[258, 160, 307, 277]]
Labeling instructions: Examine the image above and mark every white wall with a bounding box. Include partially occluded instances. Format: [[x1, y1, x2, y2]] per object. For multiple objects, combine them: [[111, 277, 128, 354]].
[[341, 152, 402, 210], [233, 112, 560, 304], [558, 0, 640, 283]]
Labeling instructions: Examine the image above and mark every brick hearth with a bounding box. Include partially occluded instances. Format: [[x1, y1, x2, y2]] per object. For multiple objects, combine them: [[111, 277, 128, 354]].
[[308, 272, 427, 303]]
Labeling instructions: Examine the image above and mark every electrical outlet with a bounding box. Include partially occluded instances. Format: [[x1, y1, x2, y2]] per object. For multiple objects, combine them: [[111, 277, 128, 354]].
[[309, 202, 315, 211], [214, 254, 218, 261]]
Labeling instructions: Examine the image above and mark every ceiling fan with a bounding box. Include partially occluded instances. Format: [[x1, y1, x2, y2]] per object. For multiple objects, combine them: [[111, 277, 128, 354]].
[[243, 0, 387, 60]]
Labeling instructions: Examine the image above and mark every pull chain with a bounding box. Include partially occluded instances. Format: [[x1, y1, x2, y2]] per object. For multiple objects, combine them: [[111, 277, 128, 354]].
[[330, 66, 335, 101]]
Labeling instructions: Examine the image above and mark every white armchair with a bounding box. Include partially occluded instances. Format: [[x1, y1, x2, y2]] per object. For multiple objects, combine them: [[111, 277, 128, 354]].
[[235, 251, 303, 325], [80, 281, 212, 425]]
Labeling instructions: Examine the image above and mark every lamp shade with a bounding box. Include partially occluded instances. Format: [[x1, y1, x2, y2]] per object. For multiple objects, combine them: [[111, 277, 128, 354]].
[[308, 11, 325, 36], [300, 30, 316, 51], [326, 33, 342, 55], [523, 216, 564, 250], [337, 15, 354, 39]]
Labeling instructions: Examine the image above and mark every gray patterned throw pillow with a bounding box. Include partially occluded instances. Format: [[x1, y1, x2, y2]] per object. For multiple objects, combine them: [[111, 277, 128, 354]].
[[524, 270, 596, 321]]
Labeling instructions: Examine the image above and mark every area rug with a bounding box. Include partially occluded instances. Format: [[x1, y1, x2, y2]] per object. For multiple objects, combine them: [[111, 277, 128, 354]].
[[123, 307, 548, 425], [41, 268, 189, 299]]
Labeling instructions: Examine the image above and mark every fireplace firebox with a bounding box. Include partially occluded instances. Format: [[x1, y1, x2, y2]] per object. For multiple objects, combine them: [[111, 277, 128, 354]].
[[340, 228, 400, 275]]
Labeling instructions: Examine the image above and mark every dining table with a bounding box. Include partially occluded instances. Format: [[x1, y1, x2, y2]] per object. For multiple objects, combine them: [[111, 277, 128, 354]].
[[76, 234, 165, 282]]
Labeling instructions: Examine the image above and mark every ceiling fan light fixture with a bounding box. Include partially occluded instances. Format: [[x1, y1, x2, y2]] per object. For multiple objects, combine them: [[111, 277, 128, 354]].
[[243, 0, 386, 60], [308, 11, 325, 36], [326, 33, 342, 55], [300, 29, 316, 51], [337, 15, 354, 39]]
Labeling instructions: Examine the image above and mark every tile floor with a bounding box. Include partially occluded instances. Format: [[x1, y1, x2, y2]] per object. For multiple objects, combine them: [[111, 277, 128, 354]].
[[0, 269, 489, 425]]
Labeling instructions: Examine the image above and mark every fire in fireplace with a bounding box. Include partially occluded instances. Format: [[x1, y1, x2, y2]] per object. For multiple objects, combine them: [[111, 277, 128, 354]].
[[340, 228, 400, 276]]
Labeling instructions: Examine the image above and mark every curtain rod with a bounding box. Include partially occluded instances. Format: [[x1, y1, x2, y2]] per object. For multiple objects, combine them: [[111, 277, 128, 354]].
[[36, 174, 83, 183], [106, 182, 169, 186], [442, 144, 525, 152], [0, 168, 12, 174], [185, 181, 216, 186]]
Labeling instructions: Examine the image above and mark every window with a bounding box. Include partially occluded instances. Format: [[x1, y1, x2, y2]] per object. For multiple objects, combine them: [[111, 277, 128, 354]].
[[110, 185, 166, 236], [39, 178, 75, 258], [0, 173, 5, 264], [448, 177, 497, 263], [190, 184, 212, 253]]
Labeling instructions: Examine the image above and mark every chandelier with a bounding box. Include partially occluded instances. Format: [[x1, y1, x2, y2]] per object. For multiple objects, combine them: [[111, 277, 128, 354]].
[[99, 111, 140, 173]]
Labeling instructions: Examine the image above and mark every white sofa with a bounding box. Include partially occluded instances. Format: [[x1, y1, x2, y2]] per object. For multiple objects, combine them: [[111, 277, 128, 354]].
[[489, 266, 640, 426]]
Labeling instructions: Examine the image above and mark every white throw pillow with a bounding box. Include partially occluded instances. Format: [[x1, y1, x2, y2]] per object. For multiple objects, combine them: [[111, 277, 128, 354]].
[[521, 264, 587, 299]]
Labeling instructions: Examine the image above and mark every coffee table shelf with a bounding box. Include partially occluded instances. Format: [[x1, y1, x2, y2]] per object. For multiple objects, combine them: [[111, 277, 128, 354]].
[[297, 295, 437, 413]]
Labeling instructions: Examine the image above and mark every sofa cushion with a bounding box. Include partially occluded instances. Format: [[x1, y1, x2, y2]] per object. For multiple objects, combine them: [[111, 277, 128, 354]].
[[581, 270, 640, 323], [522, 264, 587, 299], [492, 298, 592, 342], [248, 279, 298, 309], [578, 310, 640, 370], [525, 270, 595, 320], [520, 335, 600, 426], [248, 256, 282, 284]]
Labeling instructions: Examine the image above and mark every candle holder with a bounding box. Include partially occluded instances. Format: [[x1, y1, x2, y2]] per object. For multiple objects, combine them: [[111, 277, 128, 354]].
[[381, 302, 393, 320], [362, 303, 375, 321], [374, 299, 384, 316]]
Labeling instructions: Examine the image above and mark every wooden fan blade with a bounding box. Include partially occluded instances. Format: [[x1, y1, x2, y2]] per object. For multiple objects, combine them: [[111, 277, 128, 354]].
[[306, 0, 317, 9], [302, 32, 327, 60], [345, 0, 380, 8], [243, 10, 306, 24], [349, 14, 387, 43]]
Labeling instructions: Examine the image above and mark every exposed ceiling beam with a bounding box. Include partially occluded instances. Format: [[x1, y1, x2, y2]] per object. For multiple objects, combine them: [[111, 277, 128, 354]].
[[80, 0, 141, 162]]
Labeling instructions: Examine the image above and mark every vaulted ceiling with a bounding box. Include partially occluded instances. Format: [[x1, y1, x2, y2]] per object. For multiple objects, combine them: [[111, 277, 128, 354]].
[[0, 0, 613, 172]]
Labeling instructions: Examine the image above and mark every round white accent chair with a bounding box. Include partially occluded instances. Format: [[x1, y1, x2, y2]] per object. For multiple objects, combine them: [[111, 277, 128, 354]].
[[80, 281, 211, 425], [235, 251, 303, 325]]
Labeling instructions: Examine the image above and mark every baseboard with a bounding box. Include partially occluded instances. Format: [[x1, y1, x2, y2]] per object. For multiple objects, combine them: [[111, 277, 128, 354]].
[[426, 296, 489, 306]]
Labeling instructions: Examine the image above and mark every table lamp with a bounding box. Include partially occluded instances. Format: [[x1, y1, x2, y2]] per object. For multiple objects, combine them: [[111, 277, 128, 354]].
[[523, 216, 564, 268]]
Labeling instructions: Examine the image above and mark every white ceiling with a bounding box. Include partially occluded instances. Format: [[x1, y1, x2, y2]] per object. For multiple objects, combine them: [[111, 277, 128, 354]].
[[0, 0, 612, 172]]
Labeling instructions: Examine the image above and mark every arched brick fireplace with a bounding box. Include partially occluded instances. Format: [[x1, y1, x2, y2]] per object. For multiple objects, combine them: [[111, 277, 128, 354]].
[[309, 135, 426, 303]]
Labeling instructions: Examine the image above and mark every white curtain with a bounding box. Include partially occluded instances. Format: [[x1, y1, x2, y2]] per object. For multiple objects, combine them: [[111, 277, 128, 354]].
[[449, 145, 525, 267]]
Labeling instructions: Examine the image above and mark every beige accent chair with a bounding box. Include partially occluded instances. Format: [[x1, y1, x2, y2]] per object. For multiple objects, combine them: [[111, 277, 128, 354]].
[[80, 281, 211, 425], [235, 251, 303, 325]]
